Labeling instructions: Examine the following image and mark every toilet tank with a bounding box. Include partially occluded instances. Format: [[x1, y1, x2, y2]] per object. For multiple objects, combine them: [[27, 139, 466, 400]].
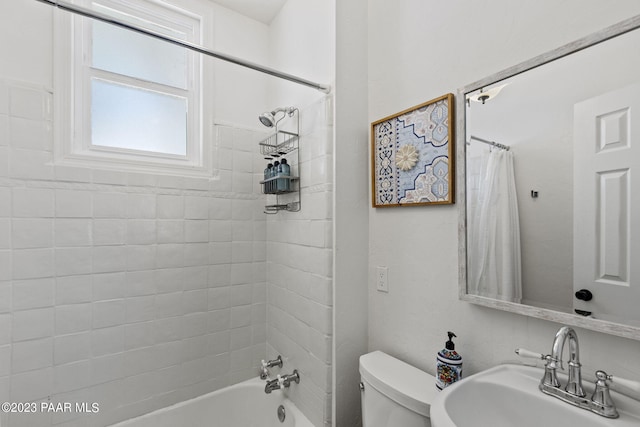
[[360, 351, 436, 427]]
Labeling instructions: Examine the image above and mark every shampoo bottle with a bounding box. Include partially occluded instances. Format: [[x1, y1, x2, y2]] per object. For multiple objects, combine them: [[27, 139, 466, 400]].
[[436, 331, 463, 390], [264, 163, 273, 194], [278, 158, 291, 192], [272, 161, 280, 193]]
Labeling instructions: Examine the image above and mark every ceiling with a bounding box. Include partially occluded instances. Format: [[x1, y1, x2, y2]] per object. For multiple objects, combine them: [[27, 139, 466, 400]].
[[211, 0, 287, 24]]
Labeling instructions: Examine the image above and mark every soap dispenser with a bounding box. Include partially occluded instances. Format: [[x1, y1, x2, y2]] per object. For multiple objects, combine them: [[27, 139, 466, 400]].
[[436, 331, 463, 390]]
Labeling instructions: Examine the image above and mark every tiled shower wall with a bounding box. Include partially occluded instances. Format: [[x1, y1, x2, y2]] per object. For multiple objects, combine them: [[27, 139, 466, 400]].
[[0, 78, 269, 427], [266, 97, 333, 427]]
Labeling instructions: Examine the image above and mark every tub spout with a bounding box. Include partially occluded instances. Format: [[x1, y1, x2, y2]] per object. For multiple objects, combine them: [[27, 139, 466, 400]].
[[264, 370, 300, 394], [264, 377, 281, 394]]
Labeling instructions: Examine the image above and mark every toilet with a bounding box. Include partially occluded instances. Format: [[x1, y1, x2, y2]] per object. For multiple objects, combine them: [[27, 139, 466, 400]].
[[360, 351, 437, 427]]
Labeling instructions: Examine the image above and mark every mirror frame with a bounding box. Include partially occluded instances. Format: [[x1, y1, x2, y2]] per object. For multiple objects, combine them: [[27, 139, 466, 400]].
[[457, 14, 640, 341]]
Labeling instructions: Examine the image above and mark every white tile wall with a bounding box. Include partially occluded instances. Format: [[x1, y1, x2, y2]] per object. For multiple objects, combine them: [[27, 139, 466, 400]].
[[0, 79, 271, 426], [266, 97, 334, 427], [12, 188, 54, 218], [13, 278, 54, 311]]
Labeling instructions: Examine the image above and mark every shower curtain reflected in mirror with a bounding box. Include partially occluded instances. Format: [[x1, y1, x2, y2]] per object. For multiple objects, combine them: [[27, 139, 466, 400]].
[[467, 148, 522, 302]]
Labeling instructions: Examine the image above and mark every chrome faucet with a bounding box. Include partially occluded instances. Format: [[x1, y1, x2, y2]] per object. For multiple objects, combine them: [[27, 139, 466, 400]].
[[260, 355, 283, 380], [546, 326, 585, 397], [515, 325, 640, 418], [264, 370, 300, 394]]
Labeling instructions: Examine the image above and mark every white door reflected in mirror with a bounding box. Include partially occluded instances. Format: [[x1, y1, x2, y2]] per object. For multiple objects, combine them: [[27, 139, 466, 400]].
[[573, 83, 640, 326]]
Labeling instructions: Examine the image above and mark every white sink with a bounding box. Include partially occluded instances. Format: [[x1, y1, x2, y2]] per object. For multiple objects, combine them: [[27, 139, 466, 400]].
[[431, 364, 640, 427]]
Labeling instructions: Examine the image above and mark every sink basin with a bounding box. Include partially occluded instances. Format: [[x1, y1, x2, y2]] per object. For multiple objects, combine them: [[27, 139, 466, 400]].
[[431, 364, 640, 427]]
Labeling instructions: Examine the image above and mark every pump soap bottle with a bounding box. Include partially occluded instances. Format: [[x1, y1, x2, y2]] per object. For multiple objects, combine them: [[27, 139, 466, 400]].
[[436, 331, 463, 390]]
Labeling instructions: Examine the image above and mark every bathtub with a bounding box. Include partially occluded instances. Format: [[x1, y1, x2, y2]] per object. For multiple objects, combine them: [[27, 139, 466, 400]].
[[110, 377, 314, 427]]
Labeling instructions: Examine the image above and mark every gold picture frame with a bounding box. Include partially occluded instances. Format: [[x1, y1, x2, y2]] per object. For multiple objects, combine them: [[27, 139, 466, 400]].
[[371, 93, 455, 207]]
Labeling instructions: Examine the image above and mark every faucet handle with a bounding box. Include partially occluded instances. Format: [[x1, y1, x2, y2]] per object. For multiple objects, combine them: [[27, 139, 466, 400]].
[[515, 348, 545, 360], [517, 349, 560, 388], [604, 372, 640, 395], [259, 360, 268, 379], [263, 355, 283, 369], [260, 355, 284, 380], [261, 356, 283, 369], [591, 371, 619, 418]]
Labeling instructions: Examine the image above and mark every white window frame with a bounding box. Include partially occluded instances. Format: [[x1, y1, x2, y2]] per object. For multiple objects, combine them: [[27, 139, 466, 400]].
[[54, 0, 213, 176]]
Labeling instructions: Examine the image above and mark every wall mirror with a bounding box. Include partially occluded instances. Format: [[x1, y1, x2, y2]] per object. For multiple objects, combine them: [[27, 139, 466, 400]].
[[457, 14, 640, 340]]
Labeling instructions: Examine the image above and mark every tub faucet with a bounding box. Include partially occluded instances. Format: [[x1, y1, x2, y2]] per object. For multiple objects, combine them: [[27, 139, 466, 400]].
[[264, 377, 281, 394], [264, 370, 300, 394], [260, 355, 283, 380]]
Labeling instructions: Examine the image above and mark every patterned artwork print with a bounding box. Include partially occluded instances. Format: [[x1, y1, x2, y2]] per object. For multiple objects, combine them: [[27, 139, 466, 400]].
[[373, 95, 453, 206], [374, 121, 397, 204]]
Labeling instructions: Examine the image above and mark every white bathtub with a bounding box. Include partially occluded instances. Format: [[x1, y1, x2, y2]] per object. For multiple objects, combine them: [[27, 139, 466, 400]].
[[110, 377, 314, 427]]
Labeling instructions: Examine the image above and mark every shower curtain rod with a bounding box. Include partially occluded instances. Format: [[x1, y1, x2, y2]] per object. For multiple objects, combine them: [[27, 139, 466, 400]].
[[35, 0, 332, 94], [468, 135, 510, 151]]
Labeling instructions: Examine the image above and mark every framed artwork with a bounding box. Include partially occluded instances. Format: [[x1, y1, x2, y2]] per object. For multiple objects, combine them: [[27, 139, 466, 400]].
[[371, 93, 455, 207]]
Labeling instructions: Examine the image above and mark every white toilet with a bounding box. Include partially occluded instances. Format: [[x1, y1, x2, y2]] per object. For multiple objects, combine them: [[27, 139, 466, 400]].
[[360, 351, 437, 427]]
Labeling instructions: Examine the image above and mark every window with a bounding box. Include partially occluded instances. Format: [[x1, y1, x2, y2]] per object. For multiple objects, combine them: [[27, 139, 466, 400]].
[[55, 0, 211, 175]]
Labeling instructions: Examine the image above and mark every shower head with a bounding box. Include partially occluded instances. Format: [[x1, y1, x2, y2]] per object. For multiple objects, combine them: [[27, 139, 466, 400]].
[[259, 112, 277, 128], [258, 106, 296, 128]]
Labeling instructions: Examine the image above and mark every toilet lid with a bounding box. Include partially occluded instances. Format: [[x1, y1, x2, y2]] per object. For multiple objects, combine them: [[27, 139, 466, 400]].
[[359, 350, 437, 417]]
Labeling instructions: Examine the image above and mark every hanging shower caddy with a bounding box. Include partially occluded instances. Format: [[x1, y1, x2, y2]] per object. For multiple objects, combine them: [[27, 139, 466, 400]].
[[259, 111, 300, 214]]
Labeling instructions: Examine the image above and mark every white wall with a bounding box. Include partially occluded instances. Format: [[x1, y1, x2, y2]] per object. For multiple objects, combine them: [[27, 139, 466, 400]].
[[368, 0, 640, 401], [0, 2, 273, 426], [0, 2, 52, 87], [515, 136, 574, 310], [211, 5, 271, 128], [332, 0, 369, 426]]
